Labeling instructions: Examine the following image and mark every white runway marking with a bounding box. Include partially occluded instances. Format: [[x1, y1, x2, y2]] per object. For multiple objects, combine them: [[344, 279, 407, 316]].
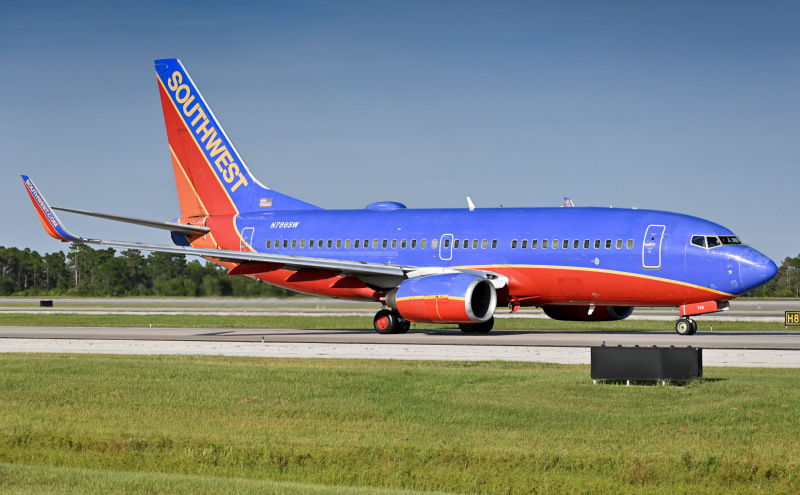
[[2, 339, 799, 368]]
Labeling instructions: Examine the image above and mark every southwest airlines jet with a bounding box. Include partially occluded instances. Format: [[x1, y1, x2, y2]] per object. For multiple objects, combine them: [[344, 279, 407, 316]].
[[22, 59, 777, 336]]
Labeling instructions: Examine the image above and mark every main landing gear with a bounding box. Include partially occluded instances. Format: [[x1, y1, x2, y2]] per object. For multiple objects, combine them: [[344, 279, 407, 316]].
[[675, 317, 698, 336], [459, 316, 495, 334], [373, 309, 411, 334]]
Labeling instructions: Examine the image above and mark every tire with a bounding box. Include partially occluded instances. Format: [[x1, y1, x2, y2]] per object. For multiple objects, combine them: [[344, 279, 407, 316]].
[[675, 318, 693, 336], [688, 319, 698, 335], [459, 323, 478, 333], [459, 317, 494, 334], [374, 309, 398, 334], [397, 319, 411, 334]]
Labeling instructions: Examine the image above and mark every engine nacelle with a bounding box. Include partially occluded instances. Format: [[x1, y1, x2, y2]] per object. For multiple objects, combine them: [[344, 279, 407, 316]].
[[542, 305, 634, 322], [385, 273, 497, 324]]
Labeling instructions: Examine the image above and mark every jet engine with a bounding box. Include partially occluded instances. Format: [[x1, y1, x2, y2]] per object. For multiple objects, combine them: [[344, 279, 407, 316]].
[[385, 273, 497, 323], [542, 305, 634, 321]]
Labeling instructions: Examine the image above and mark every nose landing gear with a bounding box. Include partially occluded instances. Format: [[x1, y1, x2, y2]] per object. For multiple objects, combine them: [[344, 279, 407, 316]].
[[675, 317, 698, 335]]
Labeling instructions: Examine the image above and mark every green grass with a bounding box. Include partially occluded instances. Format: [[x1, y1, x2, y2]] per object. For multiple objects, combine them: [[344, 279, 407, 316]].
[[0, 463, 442, 494], [0, 312, 788, 332], [1, 354, 798, 494]]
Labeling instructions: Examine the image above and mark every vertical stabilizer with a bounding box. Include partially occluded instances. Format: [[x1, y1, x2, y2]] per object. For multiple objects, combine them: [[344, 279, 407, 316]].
[[154, 58, 319, 217]]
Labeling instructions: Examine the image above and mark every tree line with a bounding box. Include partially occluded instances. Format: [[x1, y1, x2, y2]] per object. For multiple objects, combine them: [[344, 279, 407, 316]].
[[0, 244, 295, 297], [1, 244, 798, 298]]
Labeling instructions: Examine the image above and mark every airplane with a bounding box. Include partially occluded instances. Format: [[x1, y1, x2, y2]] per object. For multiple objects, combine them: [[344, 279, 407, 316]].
[[22, 58, 778, 336]]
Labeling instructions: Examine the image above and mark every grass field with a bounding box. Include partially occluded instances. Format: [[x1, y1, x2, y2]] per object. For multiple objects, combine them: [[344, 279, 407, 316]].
[[0, 312, 787, 332], [1, 354, 798, 494]]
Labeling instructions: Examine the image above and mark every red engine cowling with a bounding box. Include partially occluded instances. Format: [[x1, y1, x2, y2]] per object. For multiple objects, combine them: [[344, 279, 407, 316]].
[[385, 273, 497, 323], [542, 305, 634, 321]]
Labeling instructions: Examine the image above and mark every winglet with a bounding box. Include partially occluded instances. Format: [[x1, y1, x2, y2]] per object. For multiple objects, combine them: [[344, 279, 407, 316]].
[[562, 197, 574, 207], [21, 175, 88, 243]]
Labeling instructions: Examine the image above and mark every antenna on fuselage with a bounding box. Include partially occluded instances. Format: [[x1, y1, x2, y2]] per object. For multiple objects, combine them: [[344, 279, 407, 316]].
[[467, 197, 475, 211]]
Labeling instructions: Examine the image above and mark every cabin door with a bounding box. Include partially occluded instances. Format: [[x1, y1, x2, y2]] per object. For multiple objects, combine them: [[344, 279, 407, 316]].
[[439, 234, 454, 261], [240, 227, 254, 252], [642, 225, 665, 269]]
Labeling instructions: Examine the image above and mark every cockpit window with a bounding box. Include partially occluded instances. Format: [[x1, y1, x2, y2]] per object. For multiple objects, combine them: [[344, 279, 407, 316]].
[[691, 235, 706, 248], [692, 234, 741, 249], [719, 236, 742, 245]]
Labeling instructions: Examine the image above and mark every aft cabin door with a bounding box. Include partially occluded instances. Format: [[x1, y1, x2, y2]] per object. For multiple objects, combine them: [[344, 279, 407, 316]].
[[240, 227, 254, 252], [642, 225, 665, 269]]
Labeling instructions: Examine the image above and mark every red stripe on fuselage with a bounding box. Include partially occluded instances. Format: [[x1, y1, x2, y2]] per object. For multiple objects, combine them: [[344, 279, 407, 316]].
[[502, 265, 731, 306], [236, 264, 730, 307]]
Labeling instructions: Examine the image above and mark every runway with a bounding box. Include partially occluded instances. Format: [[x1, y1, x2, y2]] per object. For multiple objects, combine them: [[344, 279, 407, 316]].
[[2, 298, 799, 367], [1, 326, 799, 368]]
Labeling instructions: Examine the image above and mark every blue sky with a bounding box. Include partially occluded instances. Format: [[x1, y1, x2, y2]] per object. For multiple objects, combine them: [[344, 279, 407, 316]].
[[3, 1, 798, 263]]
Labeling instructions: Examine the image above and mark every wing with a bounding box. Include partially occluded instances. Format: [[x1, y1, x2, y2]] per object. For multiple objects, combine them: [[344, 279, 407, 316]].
[[23, 176, 509, 291]]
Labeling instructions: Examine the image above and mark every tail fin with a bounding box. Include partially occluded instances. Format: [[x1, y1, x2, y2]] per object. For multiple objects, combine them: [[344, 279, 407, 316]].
[[154, 58, 319, 217]]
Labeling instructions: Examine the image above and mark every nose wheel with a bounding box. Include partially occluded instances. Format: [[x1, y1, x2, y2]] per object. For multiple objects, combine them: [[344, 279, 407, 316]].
[[675, 317, 698, 335]]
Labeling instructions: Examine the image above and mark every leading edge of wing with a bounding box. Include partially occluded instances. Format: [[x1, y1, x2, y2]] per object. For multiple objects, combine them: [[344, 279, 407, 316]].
[[98, 239, 407, 277], [52, 206, 210, 235]]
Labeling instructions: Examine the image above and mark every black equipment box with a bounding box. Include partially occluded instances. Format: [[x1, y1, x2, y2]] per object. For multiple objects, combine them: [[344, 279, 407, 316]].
[[591, 345, 702, 382]]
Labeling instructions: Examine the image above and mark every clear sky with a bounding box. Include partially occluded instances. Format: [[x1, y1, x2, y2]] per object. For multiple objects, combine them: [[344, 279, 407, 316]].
[[3, 1, 798, 263]]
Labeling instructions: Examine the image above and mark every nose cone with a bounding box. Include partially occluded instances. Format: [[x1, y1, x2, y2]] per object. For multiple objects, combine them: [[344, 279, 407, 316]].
[[739, 249, 778, 293]]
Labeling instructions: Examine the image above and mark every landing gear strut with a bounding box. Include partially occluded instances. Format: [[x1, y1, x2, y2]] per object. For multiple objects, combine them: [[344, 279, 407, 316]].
[[675, 317, 698, 336], [373, 309, 410, 334]]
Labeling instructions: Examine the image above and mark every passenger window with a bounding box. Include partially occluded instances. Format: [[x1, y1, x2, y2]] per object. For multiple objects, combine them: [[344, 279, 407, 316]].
[[382, 239, 388, 249], [300, 240, 306, 248], [266, 240, 272, 249], [345, 240, 350, 249], [354, 239, 360, 249], [401, 239, 407, 249], [411, 239, 417, 249], [583, 239, 590, 249], [283, 240, 288, 249], [481, 239, 488, 249], [422, 239, 429, 249], [594, 239, 600, 249], [291, 240, 297, 249], [573, 239, 579, 249], [532, 239, 538, 249], [553, 239, 558, 249], [491, 239, 498, 248], [391, 239, 397, 249], [472, 239, 478, 249], [443, 239, 450, 248], [542, 239, 548, 249], [336, 240, 342, 249], [372, 240, 378, 249], [605, 239, 612, 249], [616, 239, 623, 249], [521, 240, 528, 249], [318, 240, 323, 248], [511, 239, 518, 249], [363, 239, 369, 249], [327, 240, 332, 249], [454, 239, 460, 249], [626, 239, 634, 249], [463, 239, 468, 249], [562, 239, 568, 249]]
